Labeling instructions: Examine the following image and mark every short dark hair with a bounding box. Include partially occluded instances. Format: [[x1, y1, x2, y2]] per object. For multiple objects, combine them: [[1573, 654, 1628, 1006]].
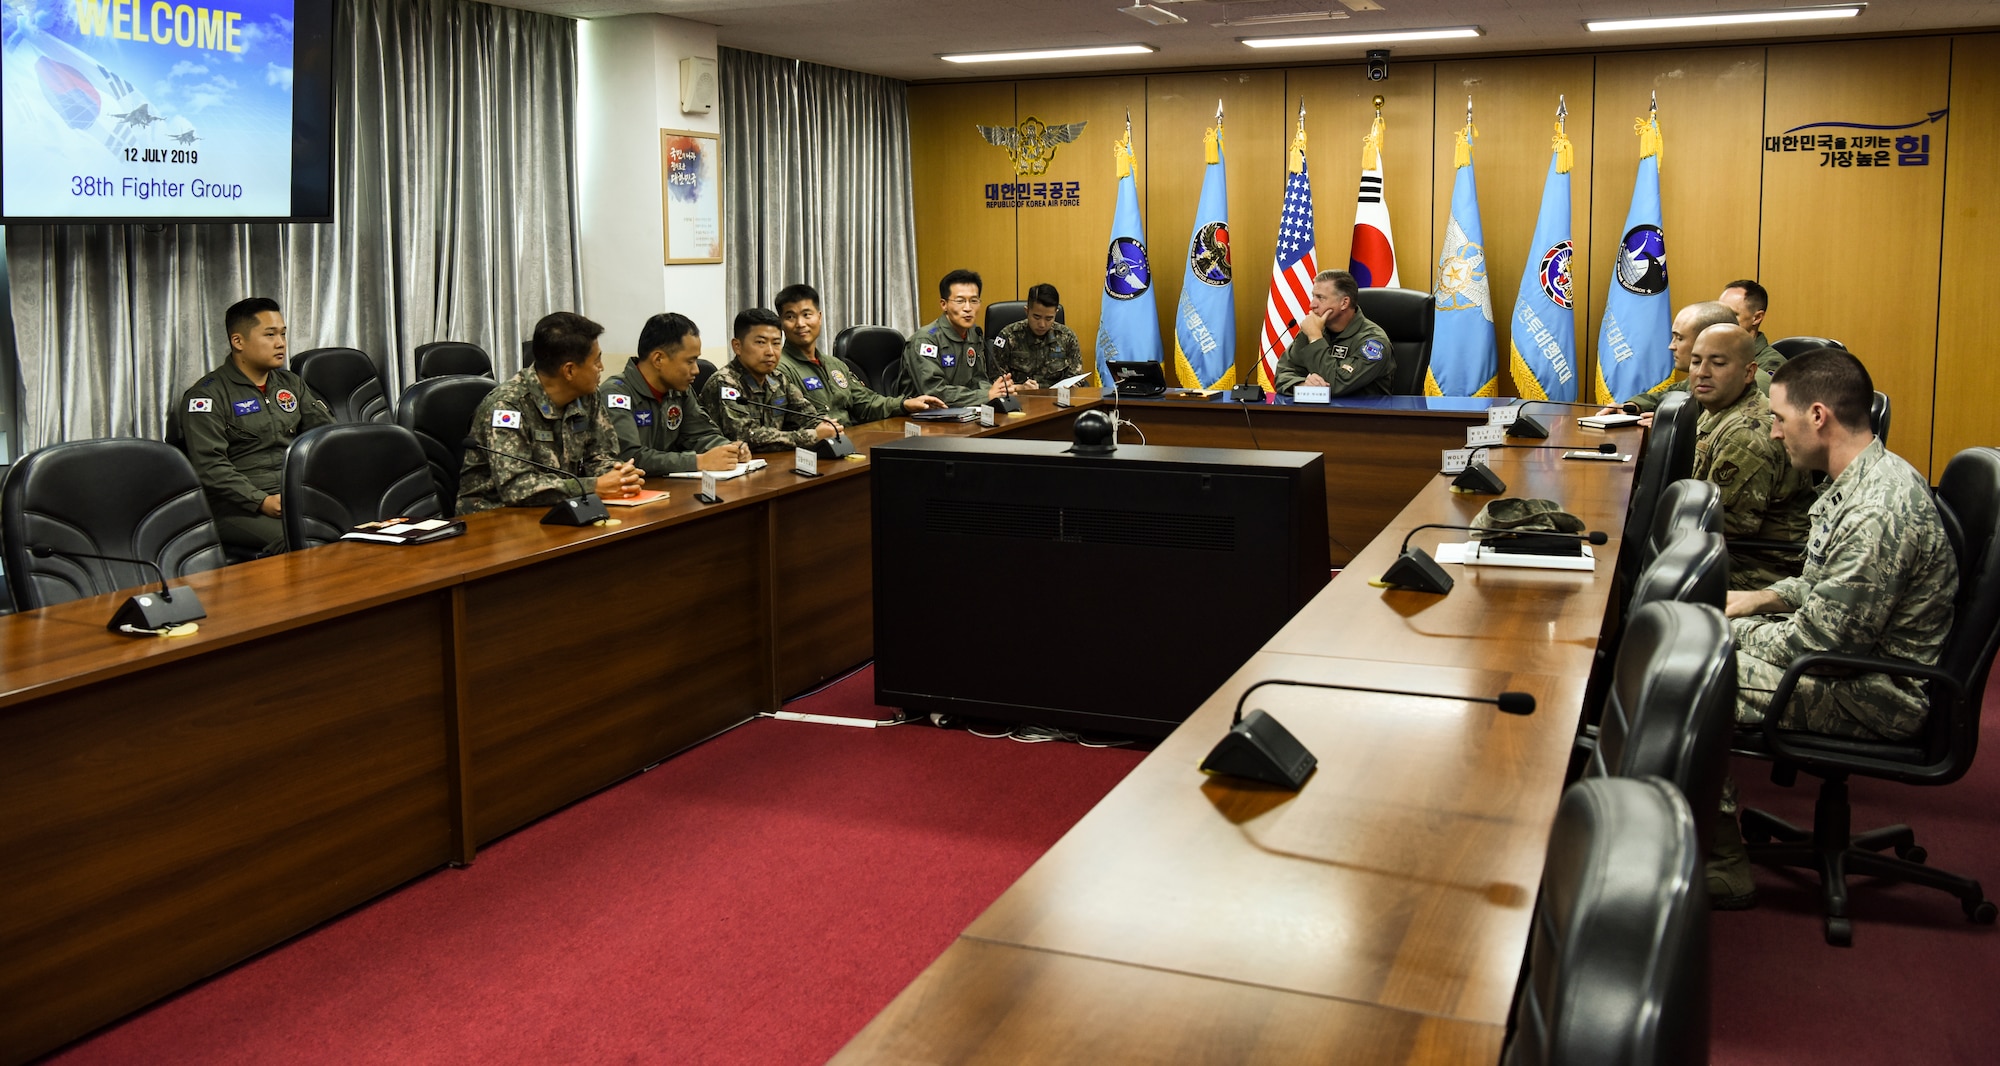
[[636, 313, 699, 360], [530, 311, 604, 375], [939, 269, 982, 300], [225, 297, 281, 342], [1771, 347, 1872, 430], [1025, 283, 1061, 310], [773, 284, 820, 314], [1722, 279, 1768, 314], [1315, 269, 1360, 305], [733, 307, 782, 340]]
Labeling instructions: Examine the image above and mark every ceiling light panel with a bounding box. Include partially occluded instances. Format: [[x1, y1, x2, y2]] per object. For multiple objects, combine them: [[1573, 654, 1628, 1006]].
[[1240, 27, 1484, 49], [1586, 6, 1863, 32], [940, 44, 1159, 64]]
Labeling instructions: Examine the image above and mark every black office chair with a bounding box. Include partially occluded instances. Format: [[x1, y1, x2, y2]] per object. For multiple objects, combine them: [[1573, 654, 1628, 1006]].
[[834, 325, 909, 396], [1870, 389, 1890, 445], [1641, 479, 1721, 577], [1502, 776, 1708, 1066], [982, 300, 1065, 358], [397, 375, 497, 517], [693, 358, 718, 398], [1735, 446, 2000, 945], [1618, 392, 1700, 587], [1629, 531, 1728, 614], [414, 341, 493, 380], [1, 438, 227, 610], [280, 424, 444, 549], [1589, 600, 1736, 840], [1769, 336, 1846, 361], [292, 347, 393, 425], [1354, 287, 1433, 396]]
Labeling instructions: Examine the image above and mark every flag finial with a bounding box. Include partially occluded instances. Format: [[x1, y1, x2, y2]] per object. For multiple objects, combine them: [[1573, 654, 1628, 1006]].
[[1557, 94, 1567, 128], [1373, 95, 1384, 117]]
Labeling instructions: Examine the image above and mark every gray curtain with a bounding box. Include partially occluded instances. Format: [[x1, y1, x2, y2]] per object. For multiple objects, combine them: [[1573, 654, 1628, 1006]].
[[4, 0, 580, 451], [720, 47, 920, 340]]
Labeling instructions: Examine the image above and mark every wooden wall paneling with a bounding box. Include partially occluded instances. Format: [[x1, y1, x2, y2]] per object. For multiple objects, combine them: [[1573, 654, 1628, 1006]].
[[1588, 48, 1767, 402], [1934, 33, 2000, 473], [1430, 57, 1596, 398], [908, 82, 1019, 322], [1287, 63, 1437, 298], [1760, 38, 1952, 474], [1012, 76, 1147, 357], [1145, 70, 1287, 386]]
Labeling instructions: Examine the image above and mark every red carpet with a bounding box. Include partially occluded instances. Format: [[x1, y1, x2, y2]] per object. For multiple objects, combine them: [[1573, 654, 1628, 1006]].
[[46, 667, 1144, 1065]]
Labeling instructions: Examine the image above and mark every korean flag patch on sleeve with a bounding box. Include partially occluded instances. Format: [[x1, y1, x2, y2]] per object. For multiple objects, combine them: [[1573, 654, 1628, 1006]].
[[493, 409, 522, 429], [187, 397, 213, 413], [919, 343, 938, 360], [1362, 338, 1386, 362], [607, 393, 632, 409], [720, 387, 742, 401]]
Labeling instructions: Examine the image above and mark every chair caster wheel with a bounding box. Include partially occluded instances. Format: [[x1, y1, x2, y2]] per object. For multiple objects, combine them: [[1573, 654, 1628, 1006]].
[[1966, 899, 1996, 925], [1897, 843, 1927, 864], [1824, 917, 1853, 946]]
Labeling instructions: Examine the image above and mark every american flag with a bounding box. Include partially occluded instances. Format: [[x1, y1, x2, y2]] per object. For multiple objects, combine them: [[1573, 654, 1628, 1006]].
[[1257, 125, 1316, 390]]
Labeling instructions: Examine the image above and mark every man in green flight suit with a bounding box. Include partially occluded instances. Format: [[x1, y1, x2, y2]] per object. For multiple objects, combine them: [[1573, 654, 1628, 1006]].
[[177, 296, 335, 555], [457, 311, 645, 515], [991, 282, 1084, 387], [902, 269, 1019, 408], [773, 283, 942, 424], [1273, 270, 1393, 398], [1719, 278, 1786, 379], [702, 308, 842, 452], [600, 312, 748, 473], [1685, 323, 1813, 589]]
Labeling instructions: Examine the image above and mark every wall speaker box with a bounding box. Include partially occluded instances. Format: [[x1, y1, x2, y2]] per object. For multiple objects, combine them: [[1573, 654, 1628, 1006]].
[[680, 56, 717, 115]]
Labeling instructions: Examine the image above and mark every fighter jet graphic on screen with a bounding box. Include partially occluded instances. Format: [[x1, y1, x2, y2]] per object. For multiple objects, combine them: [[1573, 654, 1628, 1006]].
[[6, 11, 179, 153], [169, 129, 200, 146]]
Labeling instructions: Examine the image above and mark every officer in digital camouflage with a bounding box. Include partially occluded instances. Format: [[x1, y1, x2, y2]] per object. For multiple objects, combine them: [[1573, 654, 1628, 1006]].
[[177, 296, 335, 555], [1719, 278, 1786, 379], [773, 283, 943, 424], [991, 282, 1083, 387], [902, 269, 1019, 408], [600, 312, 748, 474], [702, 307, 841, 452], [1685, 323, 1813, 589], [457, 311, 644, 514], [1273, 269, 1393, 397], [1709, 348, 1956, 909]]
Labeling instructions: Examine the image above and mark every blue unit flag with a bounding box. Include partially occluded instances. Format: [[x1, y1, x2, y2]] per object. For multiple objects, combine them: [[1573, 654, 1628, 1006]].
[[1095, 115, 1164, 385], [1427, 116, 1498, 397], [1172, 102, 1238, 389], [1595, 109, 1674, 404], [1508, 115, 1580, 401]]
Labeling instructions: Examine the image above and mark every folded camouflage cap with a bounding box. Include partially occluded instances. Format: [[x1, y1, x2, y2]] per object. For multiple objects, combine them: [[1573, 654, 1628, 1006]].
[[1470, 497, 1586, 536]]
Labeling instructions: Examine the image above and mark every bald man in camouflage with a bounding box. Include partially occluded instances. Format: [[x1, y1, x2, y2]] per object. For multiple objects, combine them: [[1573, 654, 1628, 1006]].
[[1685, 322, 1813, 589]]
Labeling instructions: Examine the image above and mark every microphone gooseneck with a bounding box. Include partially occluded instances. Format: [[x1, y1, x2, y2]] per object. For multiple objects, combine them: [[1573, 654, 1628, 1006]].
[[1230, 677, 1536, 727]]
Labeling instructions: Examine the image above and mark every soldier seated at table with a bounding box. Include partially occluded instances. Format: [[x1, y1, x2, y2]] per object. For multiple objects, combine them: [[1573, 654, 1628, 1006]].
[[601, 312, 748, 473], [1272, 270, 1393, 398], [1710, 349, 1957, 909], [177, 296, 335, 556], [902, 269, 1019, 408], [702, 308, 841, 453], [1718, 278, 1785, 379], [991, 282, 1083, 388], [457, 311, 644, 514], [773, 283, 942, 425], [1597, 300, 1764, 426], [1685, 323, 1813, 590]]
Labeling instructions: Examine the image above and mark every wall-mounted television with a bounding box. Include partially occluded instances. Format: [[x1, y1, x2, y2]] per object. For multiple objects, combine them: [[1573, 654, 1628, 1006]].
[[1, 0, 333, 223]]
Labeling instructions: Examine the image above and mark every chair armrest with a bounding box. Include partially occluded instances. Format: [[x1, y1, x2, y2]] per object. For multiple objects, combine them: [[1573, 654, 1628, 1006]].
[[1760, 650, 1961, 771]]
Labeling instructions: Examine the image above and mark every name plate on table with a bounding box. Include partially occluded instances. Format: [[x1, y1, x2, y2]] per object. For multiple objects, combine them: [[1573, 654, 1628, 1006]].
[[1055, 386, 1072, 408], [1466, 424, 1507, 447], [905, 421, 922, 437], [1293, 385, 1331, 404], [795, 447, 819, 476], [1441, 448, 1480, 474], [1487, 405, 1521, 426], [698, 471, 720, 502], [978, 406, 996, 427]]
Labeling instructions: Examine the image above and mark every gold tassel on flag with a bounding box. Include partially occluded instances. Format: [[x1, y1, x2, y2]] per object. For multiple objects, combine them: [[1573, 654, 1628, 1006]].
[[1453, 122, 1479, 168], [1552, 122, 1574, 175], [1360, 113, 1385, 172]]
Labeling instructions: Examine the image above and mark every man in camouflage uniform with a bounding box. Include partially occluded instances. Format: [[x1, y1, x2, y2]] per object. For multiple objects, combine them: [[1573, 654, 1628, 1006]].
[[773, 283, 942, 424], [458, 312, 644, 514], [178, 296, 335, 555], [1709, 348, 1957, 908], [702, 308, 841, 453], [991, 282, 1083, 387], [1613, 301, 1759, 420], [1686, 323, 1813, 589], [1719, 278, 1786, 379], [600, 312, 748, 474], [1273, 270, 1393, 398], [902, 269, 1019, 408]]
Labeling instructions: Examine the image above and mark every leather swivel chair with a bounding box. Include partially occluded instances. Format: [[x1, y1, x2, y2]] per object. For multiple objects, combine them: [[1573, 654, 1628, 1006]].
[[292, 347, 393, 424], [2, 438, 227, 609], [1354, 287, 1433, 395], [1629, 531, 1728, 614], [1869, 390, 1890, 445], [1640, 479, 1721, 577], [1769, 336, 1845, 361], [281, 424, 444, 549], [1588, 600, 1737, 842], [397, 375, 498, 517], [414, 341, 493, 380], [983, 300, 1065, 340], [1734, 447, 2000, 945], [1619, 392, 1700, 587], [1503, 775, 1708, 1066], [693, 358, 718, 398], [833, 325, 910, 396]]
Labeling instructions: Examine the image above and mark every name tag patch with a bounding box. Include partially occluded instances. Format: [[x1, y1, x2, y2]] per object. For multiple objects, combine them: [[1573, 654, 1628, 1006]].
[[232, 397, 262, 416], [803, 376, 823, 391], [492, 409, 521, 429], [187, 398, 213, 413], [634, 410, 653, 427], [608, 393, 632, 409]]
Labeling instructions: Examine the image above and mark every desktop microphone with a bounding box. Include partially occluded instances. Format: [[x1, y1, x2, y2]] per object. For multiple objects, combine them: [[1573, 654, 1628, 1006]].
[[986, 373, 1024, 414], [1202, 678, 1537, 789], [721, 393, 856, 458], [1503, 399, 1634, 438], [460, 440, 612, 525], [1378, 524, 1608, 595], [28, 543, 207, 632], [1451, 441, 1616, 494]]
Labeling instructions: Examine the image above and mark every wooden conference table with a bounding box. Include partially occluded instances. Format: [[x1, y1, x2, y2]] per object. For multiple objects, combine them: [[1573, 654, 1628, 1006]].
[[834, 411, 1643, 1063], [0, 389, 1511, 1064]]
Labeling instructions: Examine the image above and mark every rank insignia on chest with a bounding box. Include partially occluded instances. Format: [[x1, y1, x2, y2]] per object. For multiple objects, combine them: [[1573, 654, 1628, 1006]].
[[634, 411, 653, 427], [665, 404, 683, 430], [803, 376, 823, 391], [1331, 344, 1348, 358], [942, 353, 956, 368], [1361, 338, 1386, 362], [493, 409, 521, 429], [608, 394, 632, 409], [534, 430, 554, 442], [920, 343, 938, 360], [831, 369, 848, 388], [187, 398, 213, 413], [720, 387, 742, 400], [275, 388, 298, 413], [232, 397, 262, 416]]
